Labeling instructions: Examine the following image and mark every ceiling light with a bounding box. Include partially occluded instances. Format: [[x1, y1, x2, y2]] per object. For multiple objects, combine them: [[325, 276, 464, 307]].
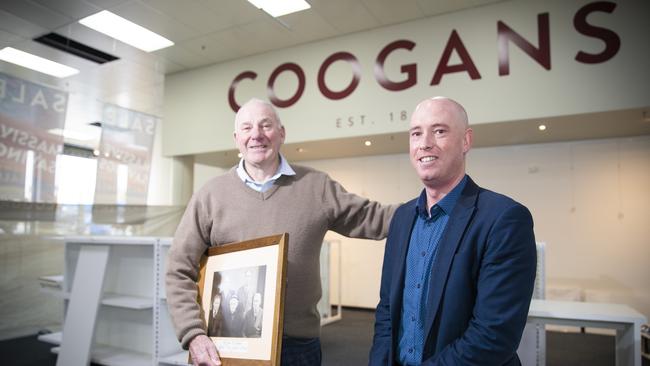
[[364, 140, 372, 146], [296, 147, 304, 153], [79, 10, 174, 52], [0, 47, 79, 78], [247, 0, 311, 17], [237, 153, 243, 158], [538, 124, 547, 131]]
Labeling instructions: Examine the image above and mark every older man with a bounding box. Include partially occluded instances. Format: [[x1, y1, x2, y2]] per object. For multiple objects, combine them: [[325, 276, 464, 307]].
[[369, 97, 536, 365], [166, 98, 395, 366]]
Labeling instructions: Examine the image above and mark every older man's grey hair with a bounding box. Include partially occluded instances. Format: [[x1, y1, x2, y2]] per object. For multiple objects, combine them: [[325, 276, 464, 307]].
[[234, 98, 283, 131]]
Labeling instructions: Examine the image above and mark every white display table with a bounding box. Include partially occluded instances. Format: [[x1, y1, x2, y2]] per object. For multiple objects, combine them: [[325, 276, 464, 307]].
[[528, 299, 647, 366]]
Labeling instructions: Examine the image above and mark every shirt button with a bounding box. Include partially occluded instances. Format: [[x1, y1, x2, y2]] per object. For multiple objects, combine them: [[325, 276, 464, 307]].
[[411, 316, 415, 322], [421, 251, 426, 257], [417, 283, 421, 289], [408, 348, 413, 353]]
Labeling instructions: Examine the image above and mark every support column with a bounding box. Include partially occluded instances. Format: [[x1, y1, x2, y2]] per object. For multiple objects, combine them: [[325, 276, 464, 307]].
[[171, 156, 194, 206]]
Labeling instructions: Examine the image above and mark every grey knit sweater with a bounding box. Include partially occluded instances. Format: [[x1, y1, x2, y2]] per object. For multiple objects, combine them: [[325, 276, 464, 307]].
[[166, 165, 395, 348]]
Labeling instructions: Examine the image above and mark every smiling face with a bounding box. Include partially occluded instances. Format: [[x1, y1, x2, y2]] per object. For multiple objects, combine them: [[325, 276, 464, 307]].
[[409, 98, 472, 191], [233, 99, 285, 172]]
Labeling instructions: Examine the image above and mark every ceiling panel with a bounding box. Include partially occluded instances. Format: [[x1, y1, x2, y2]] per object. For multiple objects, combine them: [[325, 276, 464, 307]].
[[142, 0, 254, 35], [0, 0, 72, 31], [360, 0, 425, 25], [416, 0, 473, 17], [308, 0, 381, 34], [155, 43, 210, 69], [224, 18, 296, 57], [279, 10, 340, 44], [416, 0, 504, 17], [182, 34, 244, 65], [196, 0, 261, 26], [110, 0, 200, 42], [32, 0, 101, 20], [0, 29, 25, 46], [0, 8, 48, 39], [84, 0, 131, 10]]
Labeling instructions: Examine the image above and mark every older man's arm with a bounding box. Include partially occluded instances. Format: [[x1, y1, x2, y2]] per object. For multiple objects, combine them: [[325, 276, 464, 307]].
[[166, 193, 221, 365]]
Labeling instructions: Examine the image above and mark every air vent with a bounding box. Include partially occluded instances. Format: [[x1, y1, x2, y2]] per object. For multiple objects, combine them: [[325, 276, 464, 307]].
[[34, 33, 119, 64], [63, 143, 96, 159]]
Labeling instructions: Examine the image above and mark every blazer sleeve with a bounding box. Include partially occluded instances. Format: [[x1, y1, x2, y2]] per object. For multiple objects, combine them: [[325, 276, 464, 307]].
[[424, 203, 537, 365], [368, 211, 403, 366]]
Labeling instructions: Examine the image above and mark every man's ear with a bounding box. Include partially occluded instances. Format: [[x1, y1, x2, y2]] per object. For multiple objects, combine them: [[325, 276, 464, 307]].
[[463, 128, 473, 154]]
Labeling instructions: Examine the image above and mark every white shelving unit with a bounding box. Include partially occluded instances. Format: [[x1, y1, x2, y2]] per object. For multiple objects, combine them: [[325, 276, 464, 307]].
[[155, 238, 190, 366], [38, 236, 160, 366], [39, 236, 337, 366]]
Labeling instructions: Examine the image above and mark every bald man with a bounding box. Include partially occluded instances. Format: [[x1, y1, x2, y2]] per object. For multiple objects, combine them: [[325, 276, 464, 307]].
[[166, 98, 395, 366], [369, 97, 536, 365]]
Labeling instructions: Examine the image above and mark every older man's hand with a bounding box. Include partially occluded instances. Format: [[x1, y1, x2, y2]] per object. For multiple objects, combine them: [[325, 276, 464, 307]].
[[189, 335, 221, 366]]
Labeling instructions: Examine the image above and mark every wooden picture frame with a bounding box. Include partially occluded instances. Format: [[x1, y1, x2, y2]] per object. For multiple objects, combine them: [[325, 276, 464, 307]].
[[196, 233, 288, 366]]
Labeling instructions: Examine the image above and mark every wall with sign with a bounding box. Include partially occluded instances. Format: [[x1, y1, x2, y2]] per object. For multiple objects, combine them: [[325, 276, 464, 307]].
[[163, 0, 650, 156]]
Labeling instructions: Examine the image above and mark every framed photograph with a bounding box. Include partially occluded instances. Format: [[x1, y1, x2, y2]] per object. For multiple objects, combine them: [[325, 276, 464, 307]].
[[196, 233, 288, 366]]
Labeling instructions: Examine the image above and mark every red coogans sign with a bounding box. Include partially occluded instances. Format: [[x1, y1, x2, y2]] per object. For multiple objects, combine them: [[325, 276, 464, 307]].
[[228, 1, 620, 112]]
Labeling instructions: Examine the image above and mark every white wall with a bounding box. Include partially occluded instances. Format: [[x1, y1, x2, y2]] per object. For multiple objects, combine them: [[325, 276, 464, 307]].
[[297, 135, 650, 319]]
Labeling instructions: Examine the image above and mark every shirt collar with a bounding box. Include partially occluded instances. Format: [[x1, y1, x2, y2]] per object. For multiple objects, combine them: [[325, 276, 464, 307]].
[[415, 175, 468, 219], [236, 154, 296, 185]]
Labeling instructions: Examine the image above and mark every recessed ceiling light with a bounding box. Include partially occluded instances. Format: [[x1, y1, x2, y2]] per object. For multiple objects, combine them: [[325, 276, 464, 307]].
[[247, 0, 311, 17], [538, 124, 547, 131], [364, 140, 372, 146], [296, 147, 304, 153], [0, 47, 79, 78], [79, 10, 174, 52], [237, 153, 243, 158]]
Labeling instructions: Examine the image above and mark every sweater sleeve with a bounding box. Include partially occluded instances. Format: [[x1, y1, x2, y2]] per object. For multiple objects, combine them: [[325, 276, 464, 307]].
[[323, 174, 397, 239], [165, 191, 212, 349]]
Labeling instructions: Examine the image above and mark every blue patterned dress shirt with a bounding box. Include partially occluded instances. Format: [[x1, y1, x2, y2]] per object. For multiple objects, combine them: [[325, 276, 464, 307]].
[[397, 175, 467, 365]]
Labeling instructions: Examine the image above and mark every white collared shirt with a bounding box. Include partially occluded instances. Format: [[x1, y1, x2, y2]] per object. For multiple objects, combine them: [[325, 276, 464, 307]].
[[236, 154, 296, 192]]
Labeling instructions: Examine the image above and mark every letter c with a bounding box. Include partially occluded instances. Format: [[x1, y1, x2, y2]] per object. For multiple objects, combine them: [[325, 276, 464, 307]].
[[228, 71, 257, 112], [267, 63, 305, 108]]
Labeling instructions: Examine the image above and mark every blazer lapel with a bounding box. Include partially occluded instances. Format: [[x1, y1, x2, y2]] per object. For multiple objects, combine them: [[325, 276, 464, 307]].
[[389, 200, 417, 342], [423, 179, 479, 336]]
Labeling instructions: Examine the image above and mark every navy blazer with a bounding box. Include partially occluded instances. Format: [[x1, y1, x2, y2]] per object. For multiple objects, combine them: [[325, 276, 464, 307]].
[[369, 177, 536, 366]]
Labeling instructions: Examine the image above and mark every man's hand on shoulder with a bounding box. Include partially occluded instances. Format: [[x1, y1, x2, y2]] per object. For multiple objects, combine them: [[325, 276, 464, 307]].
[[189, 334, 221, 366]]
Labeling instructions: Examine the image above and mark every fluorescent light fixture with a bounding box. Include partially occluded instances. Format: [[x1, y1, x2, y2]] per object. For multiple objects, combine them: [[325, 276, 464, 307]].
[[0, 47, 79, 78], [247, 0, 311, 17], [79, 10, 174, 52]]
